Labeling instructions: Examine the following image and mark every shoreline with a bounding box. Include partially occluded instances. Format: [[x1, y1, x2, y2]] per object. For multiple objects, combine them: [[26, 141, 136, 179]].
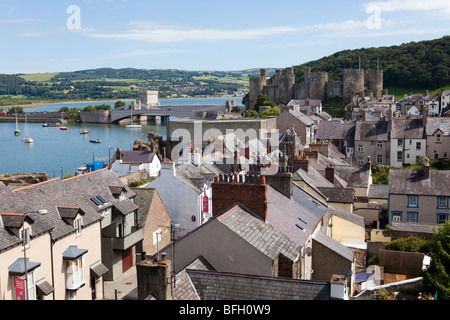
[[0, 96, 243, 110]]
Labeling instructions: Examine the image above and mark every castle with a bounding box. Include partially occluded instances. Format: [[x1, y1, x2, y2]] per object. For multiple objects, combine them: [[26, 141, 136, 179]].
[[246, 66, 384, 109]]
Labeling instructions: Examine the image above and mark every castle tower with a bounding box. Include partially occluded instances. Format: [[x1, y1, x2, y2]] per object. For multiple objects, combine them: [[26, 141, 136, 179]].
[[246, 69, 267, 109], [343, 69, 365, 101], [364, 70, 384, 99]]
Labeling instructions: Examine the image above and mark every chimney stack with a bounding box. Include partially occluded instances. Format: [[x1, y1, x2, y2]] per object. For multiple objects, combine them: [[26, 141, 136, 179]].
[[423, 157, 430, 179], [212, 173, 268, 221], [325, 164, 334, 185], [136, 258, 172, 300]]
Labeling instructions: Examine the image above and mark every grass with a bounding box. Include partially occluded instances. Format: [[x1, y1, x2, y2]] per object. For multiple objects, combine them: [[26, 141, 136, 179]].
[[19, 72, 59, 82], [386, 85, 450, 100]]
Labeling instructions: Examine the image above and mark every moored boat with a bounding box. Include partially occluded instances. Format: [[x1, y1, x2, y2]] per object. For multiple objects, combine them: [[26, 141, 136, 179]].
[[60, 126, 69, 131], [80, 129, 90, 134], [89, 139, 101, 144]]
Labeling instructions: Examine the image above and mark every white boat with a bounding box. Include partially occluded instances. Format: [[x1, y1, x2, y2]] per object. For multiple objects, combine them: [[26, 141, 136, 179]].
[[23, 114, 33, 143], [126, 107, 142, 128]]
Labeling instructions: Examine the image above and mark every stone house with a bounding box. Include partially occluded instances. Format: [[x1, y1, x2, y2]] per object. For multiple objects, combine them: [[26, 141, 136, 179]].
[[388, 164, 450, 225], [131, 188, 171, 259], [389, 115, 427, 167], [276, 108, 316, 145], [426, 117, 450, 160], [397, 93, 440, 116], [315, 120, 355, 159], [354, 119, 390, 166]]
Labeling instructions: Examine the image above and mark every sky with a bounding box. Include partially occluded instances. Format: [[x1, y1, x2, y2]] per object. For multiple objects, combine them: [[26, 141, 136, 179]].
[[1, 0, 450, 74]]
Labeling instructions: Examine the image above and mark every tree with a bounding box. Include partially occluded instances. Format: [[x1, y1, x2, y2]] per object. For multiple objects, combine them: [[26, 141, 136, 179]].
[[254, 94, 275, 112], [420, 221, 450, 300], [244, 109, 259, 118], [115, 100, 126, 109], [7, 107, 24, 114], [262, 106, 280, 117]]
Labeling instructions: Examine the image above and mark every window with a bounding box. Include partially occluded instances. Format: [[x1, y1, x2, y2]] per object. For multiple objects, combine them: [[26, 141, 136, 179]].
[[75, 219, 82, 236], [357, 157, 363, 165], [407, 211, 418, 223], [377, 154, 383, 163], [153, 228, 162, 246], [436, 134, 442, 143], [357, 145, 364, 152], [437, 213, 449, 224], [392, 211, 402, 222], [397, 151, 403, 162], [14, 272, 36, 300], [416, 142, 421, 150], [21, 228, 31, 248], [444, 152, 448, 159], [397, 140, 403, 147], [437, 197, 449, 209], [65, 257, 85, 290], [377, 141, 383, 149], [408, 195, 419, 208]]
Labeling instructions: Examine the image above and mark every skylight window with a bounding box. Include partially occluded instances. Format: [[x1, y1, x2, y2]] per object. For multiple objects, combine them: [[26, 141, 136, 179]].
[[90, 197, 101, 206], [298, 217, 308, 225], [97, 196, 107, 204], [295, 224, 304, 230]]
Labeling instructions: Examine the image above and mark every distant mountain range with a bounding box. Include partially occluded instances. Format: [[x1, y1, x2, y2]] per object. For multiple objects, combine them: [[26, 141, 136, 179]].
[[1, 36, 449, 107]]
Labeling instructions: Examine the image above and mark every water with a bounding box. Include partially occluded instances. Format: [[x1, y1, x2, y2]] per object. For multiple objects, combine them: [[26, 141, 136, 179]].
[[1, 97, 244, 176], [2, 97, 244, 177], [0, 121, 169, 177]]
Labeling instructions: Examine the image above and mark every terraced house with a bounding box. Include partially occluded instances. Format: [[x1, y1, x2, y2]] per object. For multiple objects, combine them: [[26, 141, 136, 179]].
[[388, 162, 450, 226], [0, 169, 142, 300]]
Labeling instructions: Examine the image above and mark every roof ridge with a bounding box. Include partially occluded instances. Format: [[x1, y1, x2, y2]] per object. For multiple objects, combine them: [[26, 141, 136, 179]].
[[63, 168, 108, 182], [12, 177, 60, 192]]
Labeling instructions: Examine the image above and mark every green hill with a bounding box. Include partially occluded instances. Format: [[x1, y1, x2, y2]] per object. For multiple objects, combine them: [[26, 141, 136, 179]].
[[292, 36, 450, 92]]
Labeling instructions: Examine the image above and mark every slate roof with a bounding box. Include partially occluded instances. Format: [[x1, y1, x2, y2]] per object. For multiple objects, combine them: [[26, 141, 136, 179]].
[[0, 169, 136, 243], [388, 169, 450, 196], [391, 118, 425, 139], [316, 121, 355, 140], [390, 222, 441, 234], [286, 109, 315, 126], [266, 186, 322, 246], [333, 165, 371, 188], [426, 118, 450, 136], [326, 205, 365, 227], [291, 184, 328, 219], [368, 184, 389, 199], [217, 204, 301, 261], [312, 230, 355, 262], [173, 256, 216, 300], [186, 269, 331, 300], [318, 187, 355, 204], [112, 150, 159, 164], [355, 120, 389, 141]]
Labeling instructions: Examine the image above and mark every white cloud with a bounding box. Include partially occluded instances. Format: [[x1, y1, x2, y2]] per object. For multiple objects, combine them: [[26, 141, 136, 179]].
[[363, 0, 450, 13], [0, 18, 37, 24], [87, 21, 300, 43]]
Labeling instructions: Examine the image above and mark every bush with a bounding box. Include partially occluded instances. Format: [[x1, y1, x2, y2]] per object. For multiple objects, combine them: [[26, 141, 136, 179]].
[[383, 236, 429, 253]]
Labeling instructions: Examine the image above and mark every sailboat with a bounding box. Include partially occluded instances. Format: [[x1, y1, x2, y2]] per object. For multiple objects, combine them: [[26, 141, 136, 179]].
[[14, 114, 20, 136], [126, 107, 142, 128], [23, 113, 33, 144]]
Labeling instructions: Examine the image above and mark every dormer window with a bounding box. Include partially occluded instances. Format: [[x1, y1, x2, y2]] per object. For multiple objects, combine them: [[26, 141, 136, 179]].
[[57, 206, 85, 235]]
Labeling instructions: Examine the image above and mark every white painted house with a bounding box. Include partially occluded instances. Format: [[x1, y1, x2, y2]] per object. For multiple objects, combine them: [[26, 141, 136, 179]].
[[389, 115, 427, 167], [110, 149, 161, 178], [143, 161, 223, 237]]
